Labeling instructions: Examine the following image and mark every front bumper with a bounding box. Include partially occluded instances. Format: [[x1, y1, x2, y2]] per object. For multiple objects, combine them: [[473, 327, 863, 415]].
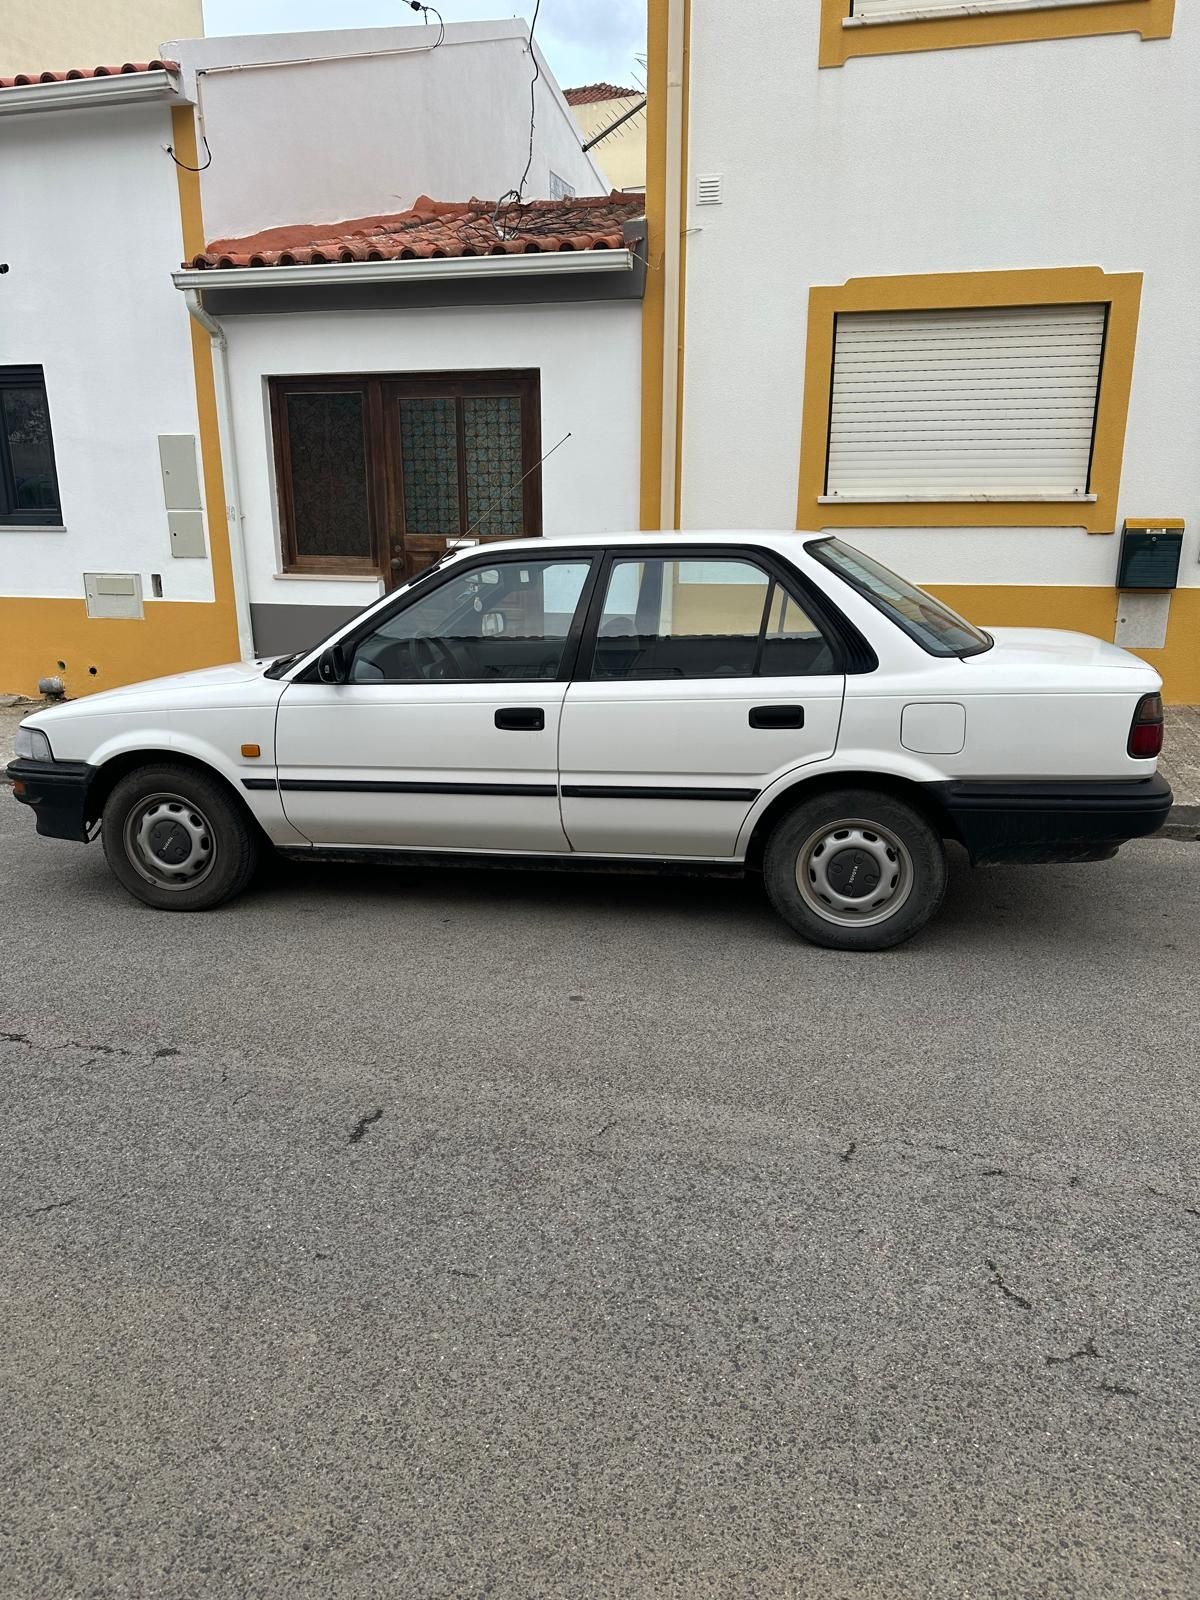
[[935, 776, 1173, 865], [6, 758, 95, 842]]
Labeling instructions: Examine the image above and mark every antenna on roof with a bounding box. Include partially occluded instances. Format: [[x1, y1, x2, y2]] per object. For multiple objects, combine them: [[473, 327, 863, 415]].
[[462, 431, 572, 540]]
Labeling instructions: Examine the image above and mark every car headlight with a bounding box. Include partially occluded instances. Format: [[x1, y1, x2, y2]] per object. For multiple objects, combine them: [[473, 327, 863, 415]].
[[14, 726, 54, 762]]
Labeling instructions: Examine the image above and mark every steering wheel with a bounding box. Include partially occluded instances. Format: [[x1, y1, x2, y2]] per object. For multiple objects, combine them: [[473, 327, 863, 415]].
[[411, 633, 461, 680]]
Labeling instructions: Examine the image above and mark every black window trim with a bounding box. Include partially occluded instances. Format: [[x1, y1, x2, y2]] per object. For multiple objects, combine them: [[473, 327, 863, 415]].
[[291, 542, 879, 686], [0, 363, 63, 528], [575, 544, 878, 683]]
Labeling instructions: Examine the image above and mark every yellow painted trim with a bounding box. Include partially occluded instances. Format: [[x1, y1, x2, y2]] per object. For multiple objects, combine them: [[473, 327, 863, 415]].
[[820, 0, 1174, 67], [639, 2, 669, 530], [796, 266, 1142, 534], [1124, 517, 1185, 529], [0, 598, 241, 700], [169, 104, 240, 655], [672, 0, 691, 528], [928, 581, 1200, 704]]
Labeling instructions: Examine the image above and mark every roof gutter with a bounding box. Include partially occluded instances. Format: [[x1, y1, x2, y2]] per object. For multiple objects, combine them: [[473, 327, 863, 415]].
[[0, 70, 185, 115], [181, 289, 255, 661], [171, 248, 636, 293]]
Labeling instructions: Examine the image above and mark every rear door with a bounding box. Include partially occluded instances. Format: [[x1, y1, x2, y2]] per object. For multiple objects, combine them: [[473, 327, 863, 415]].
[[558, 549, 846, 858]]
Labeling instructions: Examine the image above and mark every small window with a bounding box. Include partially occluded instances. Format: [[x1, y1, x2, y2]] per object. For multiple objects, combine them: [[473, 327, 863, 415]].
[[0, 366, 61, 527], [591, 557, 835, 680], [349, 557, 591, 682], [811, 537, 991, 658], [549, 171, 577, 200]]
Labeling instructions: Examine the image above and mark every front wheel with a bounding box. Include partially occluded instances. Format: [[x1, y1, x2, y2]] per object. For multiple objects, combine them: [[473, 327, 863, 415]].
[[101, 762, 259, 911], [762, 788, 947, 951]]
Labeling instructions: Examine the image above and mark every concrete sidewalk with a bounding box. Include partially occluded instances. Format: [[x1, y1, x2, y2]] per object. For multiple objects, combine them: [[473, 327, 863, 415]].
[[4, 699, 1200, 832]]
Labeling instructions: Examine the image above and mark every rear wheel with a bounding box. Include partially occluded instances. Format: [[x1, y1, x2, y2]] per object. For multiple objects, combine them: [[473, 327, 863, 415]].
[[763, 788, 947, 951], [101, 762, 259, 911]]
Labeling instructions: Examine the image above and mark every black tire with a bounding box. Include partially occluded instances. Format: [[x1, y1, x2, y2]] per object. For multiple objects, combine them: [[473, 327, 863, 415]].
[[762, 787, 947, 952], [101, 762, 260, 912]]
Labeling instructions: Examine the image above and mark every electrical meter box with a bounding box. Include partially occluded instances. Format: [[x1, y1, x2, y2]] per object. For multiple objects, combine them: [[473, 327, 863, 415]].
[[1116, 520, 1184, 591]]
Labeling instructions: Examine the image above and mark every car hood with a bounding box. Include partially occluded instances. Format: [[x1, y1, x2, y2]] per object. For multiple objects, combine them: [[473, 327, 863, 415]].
[[968, 627, 1156, 675], [23, 659, 277, 723]]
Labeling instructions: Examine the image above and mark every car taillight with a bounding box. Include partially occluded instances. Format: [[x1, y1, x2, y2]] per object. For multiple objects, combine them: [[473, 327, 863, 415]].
[[1128, 692, 1164, 759]]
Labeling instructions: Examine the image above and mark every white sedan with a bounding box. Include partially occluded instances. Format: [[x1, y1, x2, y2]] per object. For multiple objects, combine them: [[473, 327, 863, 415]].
[[8, 533, 1171, 950]]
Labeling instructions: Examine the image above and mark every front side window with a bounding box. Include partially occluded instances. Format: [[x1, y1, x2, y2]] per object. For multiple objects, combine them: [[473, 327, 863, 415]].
[[0, 366, 61, 527], [591, 557, 836, 680], [349, 557, 591, 682], [811, 537, 991, 658], [270, 372, 540, 581]]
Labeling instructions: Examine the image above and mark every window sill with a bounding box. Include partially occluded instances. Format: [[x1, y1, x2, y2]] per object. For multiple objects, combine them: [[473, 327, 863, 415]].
[[273, 571, 382, 582], [843, 0, 1127, 26], [1, 523, 67, 532], [818, 493, 1098, 504]]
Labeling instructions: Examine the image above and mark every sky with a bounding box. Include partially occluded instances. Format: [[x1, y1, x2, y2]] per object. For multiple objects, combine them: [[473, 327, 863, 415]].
[[200, 0, 646, 92]]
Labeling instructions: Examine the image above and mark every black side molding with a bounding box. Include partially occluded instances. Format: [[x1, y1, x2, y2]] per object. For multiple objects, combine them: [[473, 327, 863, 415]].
[[561, 784, 759, 802]]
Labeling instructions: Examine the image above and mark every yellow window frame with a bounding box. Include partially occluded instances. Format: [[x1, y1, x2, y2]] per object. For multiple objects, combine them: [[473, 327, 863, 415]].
[[820, 0, 1174, 68], [796, 267, 1143, 534]]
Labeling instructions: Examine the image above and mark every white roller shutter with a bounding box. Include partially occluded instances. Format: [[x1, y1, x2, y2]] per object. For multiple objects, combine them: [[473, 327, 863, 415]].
[[824, 303, 1107, 501]]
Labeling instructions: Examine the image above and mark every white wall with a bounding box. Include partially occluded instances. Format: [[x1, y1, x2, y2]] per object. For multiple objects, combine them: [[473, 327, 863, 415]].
[[168, 22, 608, 243], [223, 299, 642, 611], [680, 1, 1200, 589], [0, 101, 213, 603]]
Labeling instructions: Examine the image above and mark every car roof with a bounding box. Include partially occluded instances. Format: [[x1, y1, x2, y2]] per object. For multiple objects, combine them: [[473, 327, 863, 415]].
[[456, 530, 829, 555]]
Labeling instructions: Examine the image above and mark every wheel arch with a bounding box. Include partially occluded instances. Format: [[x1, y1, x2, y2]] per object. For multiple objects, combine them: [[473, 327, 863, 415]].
[[743, 769, 961, 869], [85, 748, 268, 840]]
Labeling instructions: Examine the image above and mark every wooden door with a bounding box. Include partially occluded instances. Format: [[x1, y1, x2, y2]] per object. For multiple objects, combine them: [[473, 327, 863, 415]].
[[381, 372, 542, 588]]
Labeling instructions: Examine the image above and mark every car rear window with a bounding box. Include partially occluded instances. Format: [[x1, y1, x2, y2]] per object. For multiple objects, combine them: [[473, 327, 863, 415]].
[[809, 538, 992, 658]]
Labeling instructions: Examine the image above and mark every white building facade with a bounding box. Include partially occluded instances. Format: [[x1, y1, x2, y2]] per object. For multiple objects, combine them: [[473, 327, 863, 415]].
[[642, 0, 1200, 701]]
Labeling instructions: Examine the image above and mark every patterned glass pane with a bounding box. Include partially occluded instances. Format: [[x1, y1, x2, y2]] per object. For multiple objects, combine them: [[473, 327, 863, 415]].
[[463, 395, 525, 537], [2, 383, 60, 513], [285, 391, 371, 560], [399, 398, 460, 533]]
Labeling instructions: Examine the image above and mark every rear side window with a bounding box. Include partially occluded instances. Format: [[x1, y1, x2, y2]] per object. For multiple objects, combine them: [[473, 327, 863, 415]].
[[810, 537, 991, 658], [590, 557, 836, 681]]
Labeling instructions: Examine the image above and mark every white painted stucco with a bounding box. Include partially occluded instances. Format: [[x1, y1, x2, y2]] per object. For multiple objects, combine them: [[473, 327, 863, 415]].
[[221, 299, 642, 611], [0, 100, 213, 603], [167, 22, 608, 243], [680, 1, 1200, 589]]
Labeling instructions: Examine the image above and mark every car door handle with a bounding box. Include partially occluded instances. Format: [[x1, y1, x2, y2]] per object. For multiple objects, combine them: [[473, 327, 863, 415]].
[[749, 705, 805, 729], [495, 707, 546, 731]]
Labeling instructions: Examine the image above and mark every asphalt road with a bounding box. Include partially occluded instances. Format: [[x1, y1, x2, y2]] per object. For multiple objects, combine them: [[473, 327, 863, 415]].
[[1, 798, 1198, 1600]]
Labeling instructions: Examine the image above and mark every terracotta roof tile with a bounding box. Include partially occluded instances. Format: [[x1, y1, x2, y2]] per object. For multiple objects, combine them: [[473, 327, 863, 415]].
[[189, 193, 646, 271], [564, 82, 640, 106], [0, 60, 178, 90]]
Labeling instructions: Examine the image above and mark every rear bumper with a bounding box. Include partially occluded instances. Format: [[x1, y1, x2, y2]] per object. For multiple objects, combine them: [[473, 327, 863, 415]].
[[6, 758, 95, 842], [934, 776, 1173, 865]]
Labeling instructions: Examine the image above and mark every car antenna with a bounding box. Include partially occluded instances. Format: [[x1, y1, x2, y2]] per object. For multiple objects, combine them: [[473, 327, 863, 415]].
[[460, 432, 572, 542]]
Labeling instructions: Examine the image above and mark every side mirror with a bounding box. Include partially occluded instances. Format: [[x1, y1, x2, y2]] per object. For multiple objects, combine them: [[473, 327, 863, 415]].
[[317, 643, 348, 684]]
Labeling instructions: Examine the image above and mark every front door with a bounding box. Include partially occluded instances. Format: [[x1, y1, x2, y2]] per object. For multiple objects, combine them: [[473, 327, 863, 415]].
[[559, 552, 846, 858], [275, 552, 595, 851], [382, 372, 542, 586]]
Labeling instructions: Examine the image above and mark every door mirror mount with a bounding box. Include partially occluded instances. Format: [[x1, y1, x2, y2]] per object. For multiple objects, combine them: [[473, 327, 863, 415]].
[[317, 643, 348, 684]]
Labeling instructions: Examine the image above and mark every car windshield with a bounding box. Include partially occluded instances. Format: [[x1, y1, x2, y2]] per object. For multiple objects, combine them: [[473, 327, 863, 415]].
[[809, 538, 992, 659]]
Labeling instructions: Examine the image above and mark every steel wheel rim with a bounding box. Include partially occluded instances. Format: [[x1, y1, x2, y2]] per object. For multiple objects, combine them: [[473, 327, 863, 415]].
[[795, 816, 913, 929], [122, 792, 217, 892]]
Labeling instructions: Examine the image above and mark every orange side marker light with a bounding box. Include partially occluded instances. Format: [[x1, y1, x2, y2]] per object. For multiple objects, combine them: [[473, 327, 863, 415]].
[[241, 744, 261, 759]]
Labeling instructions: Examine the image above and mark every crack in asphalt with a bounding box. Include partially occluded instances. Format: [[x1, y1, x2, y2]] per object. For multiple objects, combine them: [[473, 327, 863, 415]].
[[985, 1258, 1033, 1312], [23, 1196, 78, 1217], [1046, 1337, 1099, 1366], [348, 1108, 384, 1145]]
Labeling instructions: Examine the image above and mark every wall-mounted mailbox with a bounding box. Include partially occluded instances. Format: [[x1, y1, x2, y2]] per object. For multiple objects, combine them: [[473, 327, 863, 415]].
[[1117, 520, 1184, 591]]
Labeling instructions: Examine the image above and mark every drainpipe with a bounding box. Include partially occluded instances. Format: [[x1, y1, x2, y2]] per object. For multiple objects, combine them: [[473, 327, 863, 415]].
[[182, 288, 255, 660]]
